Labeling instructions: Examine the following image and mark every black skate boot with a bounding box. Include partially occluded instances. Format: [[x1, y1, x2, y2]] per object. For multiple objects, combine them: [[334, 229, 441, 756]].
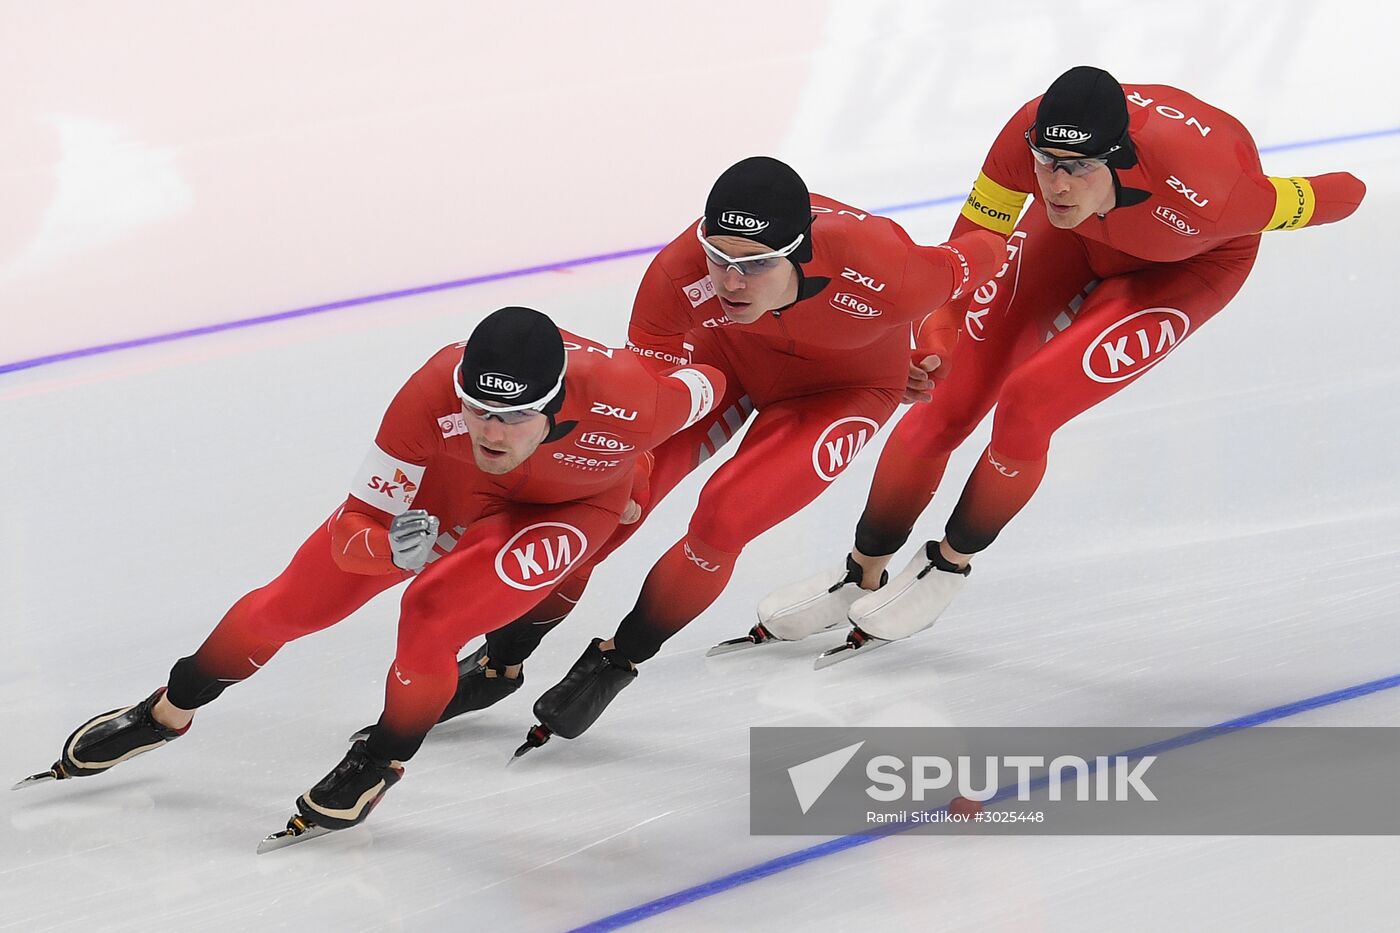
[[15, 688, 189, 789], [510, 638, 636, 760], [295, 740, 403, 831], [348, 644, 524, 742], [439, 645, 525, 721]]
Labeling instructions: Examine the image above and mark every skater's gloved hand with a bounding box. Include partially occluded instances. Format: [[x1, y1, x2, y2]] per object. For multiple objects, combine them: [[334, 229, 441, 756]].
[[388, 510, 440, 572], [620, 499, 642, 525]]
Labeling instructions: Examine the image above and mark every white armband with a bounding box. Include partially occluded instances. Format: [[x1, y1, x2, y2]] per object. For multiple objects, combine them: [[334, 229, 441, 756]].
[[667, 368, 717, 430], [348, 444, 426, 515]]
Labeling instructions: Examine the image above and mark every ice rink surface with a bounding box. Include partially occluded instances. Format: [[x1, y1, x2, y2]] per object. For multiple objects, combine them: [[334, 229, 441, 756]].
[[3, 2, 1399, 930]]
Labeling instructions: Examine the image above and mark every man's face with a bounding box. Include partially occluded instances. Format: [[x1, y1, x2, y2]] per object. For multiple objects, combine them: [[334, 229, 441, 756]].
[[1032, 148, 1118, 229], [462, 404, 550, 474], [702, 235, 800, 324]]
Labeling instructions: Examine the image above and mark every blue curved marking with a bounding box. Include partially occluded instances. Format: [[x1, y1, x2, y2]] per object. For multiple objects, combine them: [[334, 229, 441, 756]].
[[569, 670, 1400, 931], [3, 125, 1396, 377]]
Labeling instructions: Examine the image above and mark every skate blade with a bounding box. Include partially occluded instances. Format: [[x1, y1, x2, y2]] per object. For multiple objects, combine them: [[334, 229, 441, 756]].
[[705, 635, 773, 657], [813, 635, 891, 670], [507, 724, 552, 766], [11, 769, 60, 791], [346, 727, 372, 743], [257, 815, 335, 854]]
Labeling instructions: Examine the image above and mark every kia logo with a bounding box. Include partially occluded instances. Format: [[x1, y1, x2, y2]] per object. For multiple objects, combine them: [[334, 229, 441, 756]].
[[1082, 308, 1191, 384]]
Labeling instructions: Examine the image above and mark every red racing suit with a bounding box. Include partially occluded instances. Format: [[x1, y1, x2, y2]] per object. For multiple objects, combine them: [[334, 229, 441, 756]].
[[487, 195, 1006, 664], [163, 331, 723, 762], [855, 83, 1366, 558]]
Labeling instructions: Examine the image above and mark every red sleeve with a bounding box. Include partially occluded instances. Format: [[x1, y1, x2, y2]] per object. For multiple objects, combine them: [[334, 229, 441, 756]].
[[330, 356, 444, 574], [950, 100, 1040, 239], [1218, 169, 1366, 237], [372, 365, 441, 465], [894, 228, 1007, 330], [627, 250, 697, 374], [649, 363, 728, 442], [329, 500, 399, 575]]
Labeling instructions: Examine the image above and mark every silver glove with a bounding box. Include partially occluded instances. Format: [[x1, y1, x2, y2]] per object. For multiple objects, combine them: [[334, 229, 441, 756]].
[[388, 509, 441, 572]]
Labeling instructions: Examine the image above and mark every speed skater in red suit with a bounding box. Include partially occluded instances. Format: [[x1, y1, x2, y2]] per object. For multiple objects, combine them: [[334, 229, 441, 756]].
[[754, 65, 1366, 665]]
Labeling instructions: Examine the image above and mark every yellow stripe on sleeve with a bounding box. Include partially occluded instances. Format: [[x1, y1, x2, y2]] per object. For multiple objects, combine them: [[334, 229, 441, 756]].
[[959, 172, 1029, 235], [1263, 176, 1317, 231]]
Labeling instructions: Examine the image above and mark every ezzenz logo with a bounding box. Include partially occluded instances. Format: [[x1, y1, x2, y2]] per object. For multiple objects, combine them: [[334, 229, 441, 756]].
[[1082, 307, 1191, 383], [812, 417, 879, 481], [829, 292, 883, 319], [717, 210, 769, 234], [1152, 205, 1200, 236], [477, 372, 528, 398], [495, 522, 589, 590], [1041, 124, 1093, 145], [575, 431, 635, 454], [552, 452, 622, 472]]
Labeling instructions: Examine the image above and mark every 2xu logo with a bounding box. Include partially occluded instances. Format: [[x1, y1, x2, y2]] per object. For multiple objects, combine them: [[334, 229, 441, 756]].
[[495, 521, 589, 591], [812, 417, 880, 481], [1083, 307, 1191, 384], [591, 402, 638, 421]]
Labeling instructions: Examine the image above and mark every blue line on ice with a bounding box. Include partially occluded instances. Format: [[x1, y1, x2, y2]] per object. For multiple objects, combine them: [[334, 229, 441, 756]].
[[3, 125, 1396, 376]]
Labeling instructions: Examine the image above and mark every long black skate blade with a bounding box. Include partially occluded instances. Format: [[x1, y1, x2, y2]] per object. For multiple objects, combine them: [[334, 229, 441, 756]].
[[257, 815, 336, 854], [813, 633, 891, 670], [11, 767, 62, 791], [507, 724, 552, 766]]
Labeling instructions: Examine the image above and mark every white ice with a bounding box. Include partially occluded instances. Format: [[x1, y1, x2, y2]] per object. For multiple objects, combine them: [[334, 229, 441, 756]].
[[3, 2, 1399, 931]]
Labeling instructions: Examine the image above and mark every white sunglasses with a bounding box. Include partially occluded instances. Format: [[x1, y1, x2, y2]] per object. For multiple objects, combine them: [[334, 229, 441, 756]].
[[453, 364, 565, 423], [695, 220, 803, 275]]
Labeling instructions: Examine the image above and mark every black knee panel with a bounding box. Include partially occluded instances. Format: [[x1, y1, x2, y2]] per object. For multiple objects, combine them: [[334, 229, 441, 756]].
[[484, 616, 563, 667], [165, 655, 237, 710], [611, 610, 669, 665]]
